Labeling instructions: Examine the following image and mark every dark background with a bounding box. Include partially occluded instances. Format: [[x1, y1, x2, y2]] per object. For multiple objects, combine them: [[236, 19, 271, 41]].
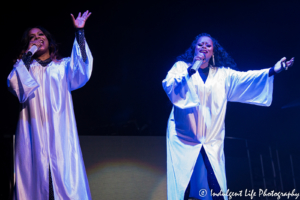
[[1, 0, 300, 198]]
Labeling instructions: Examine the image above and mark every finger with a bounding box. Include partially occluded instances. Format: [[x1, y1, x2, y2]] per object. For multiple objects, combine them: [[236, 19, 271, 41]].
[[77, 12, 82, 19], [288, 58, 295, 66], [33, 40, 40, 47], [199, 54, 205, 60], [36, 41, 43, 48], [86, 12, 92, 20], [83, 10, 88, 16], [70, 14, 76, 24], [28, 43, 33, 50], [194, 57, 202, 61], [287, 61, 294, 67], [33, 40, 40, 45], [28, 41, 37, 50], [280, 57, 286, 62]]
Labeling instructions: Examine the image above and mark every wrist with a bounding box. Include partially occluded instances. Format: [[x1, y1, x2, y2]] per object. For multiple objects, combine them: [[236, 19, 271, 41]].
[[269, 67, 276, 77], [188, 66, 196, 76]]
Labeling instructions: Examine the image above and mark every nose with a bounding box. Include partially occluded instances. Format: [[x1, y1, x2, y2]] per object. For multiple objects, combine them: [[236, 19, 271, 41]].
[[33, 35, 41, 41]]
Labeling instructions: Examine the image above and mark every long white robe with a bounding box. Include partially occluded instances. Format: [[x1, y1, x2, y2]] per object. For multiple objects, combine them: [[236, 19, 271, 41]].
[[162, 61, 274, 200], [7, 39, 93, 200]]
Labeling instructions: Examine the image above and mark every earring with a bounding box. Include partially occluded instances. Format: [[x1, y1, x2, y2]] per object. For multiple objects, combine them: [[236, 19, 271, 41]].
[[212, 54, 215, 66]]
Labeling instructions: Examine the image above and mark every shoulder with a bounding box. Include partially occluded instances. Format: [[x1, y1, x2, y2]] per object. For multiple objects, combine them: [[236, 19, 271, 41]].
[[173, 61, 190, 69], [214, 66, 239, 79], [215, 66, 237, 73], [61, 57, 71, 62], [52, 57, 71, 66], [168, 61, 190, 74]]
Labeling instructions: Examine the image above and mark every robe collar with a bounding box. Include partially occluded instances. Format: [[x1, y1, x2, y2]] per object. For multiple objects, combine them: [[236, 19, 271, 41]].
[[35, 57, 52, 67]]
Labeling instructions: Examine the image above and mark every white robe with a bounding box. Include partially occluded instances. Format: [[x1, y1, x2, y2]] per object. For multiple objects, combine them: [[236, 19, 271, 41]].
[[162, 61, 274, 200], [7, 39, 93, 200]]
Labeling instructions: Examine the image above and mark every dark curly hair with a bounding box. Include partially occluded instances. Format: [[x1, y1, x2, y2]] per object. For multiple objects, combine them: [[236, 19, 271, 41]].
[[177, 33, 237, 69], [14, 26, 61, 63]]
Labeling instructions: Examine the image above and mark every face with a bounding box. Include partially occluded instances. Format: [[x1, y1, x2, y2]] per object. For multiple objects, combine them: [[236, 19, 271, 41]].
[[28, 28, 50, 56], [194, 36, 214, 62]]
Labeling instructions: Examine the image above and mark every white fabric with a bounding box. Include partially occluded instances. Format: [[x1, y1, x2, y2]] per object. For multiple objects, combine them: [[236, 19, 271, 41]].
[[8, 39, 93, 200], [162, 61, 274, 200]]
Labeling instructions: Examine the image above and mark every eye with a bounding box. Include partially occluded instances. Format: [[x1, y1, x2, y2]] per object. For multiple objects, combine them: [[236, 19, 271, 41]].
[[39, 33, 44, 36]]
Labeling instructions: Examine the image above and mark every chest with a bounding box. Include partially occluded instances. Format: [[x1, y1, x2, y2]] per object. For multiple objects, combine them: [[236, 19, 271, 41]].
[[192, 69, 227, 104], [31, 63, 67, 85]]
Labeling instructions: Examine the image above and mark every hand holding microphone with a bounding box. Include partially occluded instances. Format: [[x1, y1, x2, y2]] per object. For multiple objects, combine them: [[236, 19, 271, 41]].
[[189, 53, 206, 75], [26, 39, 43, 56]]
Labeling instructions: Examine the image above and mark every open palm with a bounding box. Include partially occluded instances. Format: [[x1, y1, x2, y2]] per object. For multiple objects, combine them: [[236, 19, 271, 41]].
[[71, 10, 92, 28]]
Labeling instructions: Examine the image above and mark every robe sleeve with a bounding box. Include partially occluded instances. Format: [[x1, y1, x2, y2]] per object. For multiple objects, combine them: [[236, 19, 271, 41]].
[[226, 68, 274, 106], [162, 61, 200, 109], [67, 37, 93, 91], [7, 60, 40, 103]]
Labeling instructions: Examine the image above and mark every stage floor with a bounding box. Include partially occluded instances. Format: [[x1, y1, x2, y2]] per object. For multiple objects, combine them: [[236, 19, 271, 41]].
[[80, 136, 167, 200]]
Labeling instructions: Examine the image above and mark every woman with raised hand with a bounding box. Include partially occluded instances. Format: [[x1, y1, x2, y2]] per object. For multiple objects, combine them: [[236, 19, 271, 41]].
[[162, 33, 294, 200], [8, 10, 93, 200]]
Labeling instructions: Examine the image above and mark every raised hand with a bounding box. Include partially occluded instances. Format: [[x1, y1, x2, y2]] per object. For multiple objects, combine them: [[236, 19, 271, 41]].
[[274, 57, 295, 73], [71, 10, 92, 29]]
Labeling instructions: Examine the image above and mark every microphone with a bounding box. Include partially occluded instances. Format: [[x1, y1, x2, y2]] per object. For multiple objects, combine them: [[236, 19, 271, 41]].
[[26, 45, 39, 56], [189, 53, 206, 75]]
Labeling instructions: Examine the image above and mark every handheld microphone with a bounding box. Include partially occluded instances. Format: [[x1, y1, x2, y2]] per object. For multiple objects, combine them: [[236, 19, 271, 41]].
[[26, 45, 39, 56], [189, 53, 206, 75]]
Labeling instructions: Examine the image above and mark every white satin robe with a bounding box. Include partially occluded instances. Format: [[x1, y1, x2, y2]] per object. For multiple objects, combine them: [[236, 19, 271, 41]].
[[7, 39, 93, 200], [162, 61, 274, 200]]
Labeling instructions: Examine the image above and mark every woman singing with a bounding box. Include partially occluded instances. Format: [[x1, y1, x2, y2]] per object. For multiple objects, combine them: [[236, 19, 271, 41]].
[[162, 33, 294, 200], [8, 11, 92, 200]]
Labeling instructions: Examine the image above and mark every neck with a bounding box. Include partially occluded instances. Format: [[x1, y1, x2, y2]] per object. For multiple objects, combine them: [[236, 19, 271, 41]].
[[37, 54, 50, 61], [200, 61, 209, 69], [36, 50, 51, 61]]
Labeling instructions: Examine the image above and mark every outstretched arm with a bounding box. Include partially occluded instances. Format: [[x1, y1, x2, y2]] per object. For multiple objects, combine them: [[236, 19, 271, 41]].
[[227, 57, 294, 106]]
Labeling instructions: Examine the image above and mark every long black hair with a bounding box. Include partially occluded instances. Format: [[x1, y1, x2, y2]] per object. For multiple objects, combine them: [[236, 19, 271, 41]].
[[177, 33, 237, 69], [15, 26, 61, 63]]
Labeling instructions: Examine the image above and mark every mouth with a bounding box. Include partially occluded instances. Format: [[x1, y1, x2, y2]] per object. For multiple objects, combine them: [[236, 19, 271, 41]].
[[200, 50, 208, 54]]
